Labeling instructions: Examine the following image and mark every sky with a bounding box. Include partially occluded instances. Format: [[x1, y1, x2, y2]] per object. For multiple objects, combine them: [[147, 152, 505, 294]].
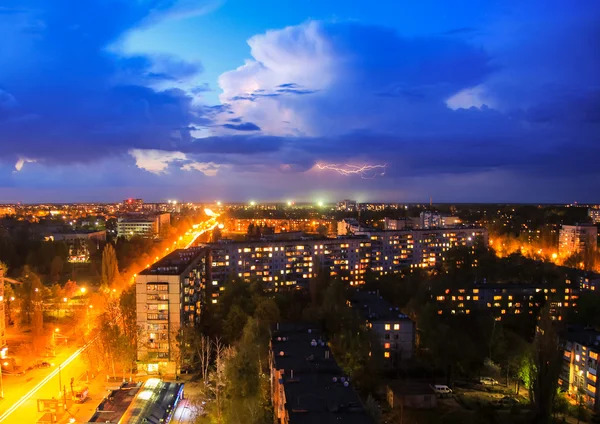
[[0, 0, 599, 203]]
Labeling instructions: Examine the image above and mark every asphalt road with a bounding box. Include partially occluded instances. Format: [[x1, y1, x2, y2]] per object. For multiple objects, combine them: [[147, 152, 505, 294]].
[[0, 344, 92, 423]]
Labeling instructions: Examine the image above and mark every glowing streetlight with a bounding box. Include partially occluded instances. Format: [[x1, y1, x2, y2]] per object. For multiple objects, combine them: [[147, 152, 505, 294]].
[[80, 287, 86, 294], [249, 201, 256, 206], [63, 297, 67, 303], [287, 200, 293, 206], [317, 201, 324, 207]]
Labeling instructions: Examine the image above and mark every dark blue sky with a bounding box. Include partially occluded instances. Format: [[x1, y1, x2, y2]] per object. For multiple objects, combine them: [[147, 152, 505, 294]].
[[1, 0, 599, 203]]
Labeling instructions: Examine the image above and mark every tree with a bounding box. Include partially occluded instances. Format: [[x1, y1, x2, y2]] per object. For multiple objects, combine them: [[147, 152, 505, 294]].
[[101, 244, 120, 291], [552, 389, 569, 419], [223, 305, 249, 344], [530, 306, 563, 424], [49, 255, 63, 283]]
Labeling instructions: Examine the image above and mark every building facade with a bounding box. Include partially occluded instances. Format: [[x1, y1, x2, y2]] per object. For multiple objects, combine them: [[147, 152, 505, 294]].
[[117, 213, 170, 239], [435, 282, 577, 321], [349, 290, 415, 366], [135, 247, 209, 374], [559, 224, 598, 258], [559, 329, 600, 411], [207, 227, 487, 300]]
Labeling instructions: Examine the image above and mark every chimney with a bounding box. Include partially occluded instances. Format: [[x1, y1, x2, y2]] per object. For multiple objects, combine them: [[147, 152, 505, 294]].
[[325, 350, 330, 359]]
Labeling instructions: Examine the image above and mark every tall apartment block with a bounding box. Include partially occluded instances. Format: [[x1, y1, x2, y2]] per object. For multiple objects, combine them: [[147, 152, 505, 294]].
[[207, 227, 487, 301], [559, 224, 598, 258], [135, 247, 209, 374]]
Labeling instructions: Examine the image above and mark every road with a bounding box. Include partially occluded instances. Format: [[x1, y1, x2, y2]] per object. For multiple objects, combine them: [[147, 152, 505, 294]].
[[0, 214, 221, 423]]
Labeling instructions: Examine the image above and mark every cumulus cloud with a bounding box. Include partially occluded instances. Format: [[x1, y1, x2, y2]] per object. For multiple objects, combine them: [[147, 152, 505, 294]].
[[129, 149, 187, 174], [14, 157, 36, 171]]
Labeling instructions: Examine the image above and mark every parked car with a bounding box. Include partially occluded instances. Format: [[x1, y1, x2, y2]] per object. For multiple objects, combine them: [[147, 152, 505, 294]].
[[38, 361, 52, 368], [479, 377, 499, 386], [496, 396, 518, 407], [431, 384, 453, 396]]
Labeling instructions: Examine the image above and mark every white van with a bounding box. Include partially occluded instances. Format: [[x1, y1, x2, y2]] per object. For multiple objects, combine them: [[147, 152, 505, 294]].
[[431, 385, 453, 395], [479, 377, 499, 386]]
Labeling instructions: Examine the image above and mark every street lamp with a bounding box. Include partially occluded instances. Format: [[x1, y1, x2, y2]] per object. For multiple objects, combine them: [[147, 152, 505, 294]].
[[80, 287, 86, 294]]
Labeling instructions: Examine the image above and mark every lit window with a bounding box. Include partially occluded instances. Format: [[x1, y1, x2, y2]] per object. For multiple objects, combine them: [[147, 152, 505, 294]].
[[385, 324, 391, 330], [384, 343, 391, 349], [384, 352, 390, 358], [394, 324, 400, 330]]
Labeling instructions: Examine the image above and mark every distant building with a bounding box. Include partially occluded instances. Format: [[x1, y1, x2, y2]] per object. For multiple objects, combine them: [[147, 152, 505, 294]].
[[435, 282, 577, 321], [337, 199, 358, 212], [136, 247, 209, 374], [122, 198, 144, 211], [419, 211, 442, 229], [270, 323, 374, 424], [47, 230, 106, 263], [349, 290, 415, 366], [559, 224, 598, 258], [589, 208, 600, 224], [383, 217, 413, 230], [337, 218, 370, 236], [117, 213, 170, 239], [559, 328, 600, 411]]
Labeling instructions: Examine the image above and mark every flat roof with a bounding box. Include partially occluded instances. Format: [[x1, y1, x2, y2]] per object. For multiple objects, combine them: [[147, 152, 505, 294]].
[[271, 323, 374, 424], [119, 379, 184, 424], [88, 382, 141, 423], [139, 247, 207, 276], [350, 290, 412, 322], [565, 327, 600, 350]]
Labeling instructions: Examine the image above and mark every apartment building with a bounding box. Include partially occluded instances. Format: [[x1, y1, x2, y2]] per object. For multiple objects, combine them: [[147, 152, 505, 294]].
[[209, 238, 372, 298], [270, 323, 374, 424], [559, 224, 598, 258], [559, 328, 600, 411], [349, 290, 415, 365], [136, 247, 209, 374], [435, 282, 577, 321], [207, 227, 487, 300]]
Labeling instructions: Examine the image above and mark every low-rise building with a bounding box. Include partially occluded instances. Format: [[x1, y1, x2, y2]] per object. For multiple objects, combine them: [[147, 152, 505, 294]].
[[386, 383, 437, 409], [559, 328, 600, 411], [349, 290, 415, 365], [270, 323, 374, 424], [136, 247, 209, 374], [117, 213, 170, 239]]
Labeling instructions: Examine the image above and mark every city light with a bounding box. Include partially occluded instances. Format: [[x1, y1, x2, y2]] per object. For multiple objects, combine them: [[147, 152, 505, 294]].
[[287, 200, 293, 206], [249, 201, 256, 206], [80, 287, 86, 294]]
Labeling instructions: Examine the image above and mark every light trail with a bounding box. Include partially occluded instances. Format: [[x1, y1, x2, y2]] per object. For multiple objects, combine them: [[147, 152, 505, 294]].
[[0, 343, 89, 422], [316, 163, 387, 179], [185, 220, 219, 249]]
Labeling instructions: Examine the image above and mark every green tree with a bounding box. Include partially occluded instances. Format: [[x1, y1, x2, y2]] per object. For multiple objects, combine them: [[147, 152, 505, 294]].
[[223, 305, 248, 344], [101, 244, 120, 291]]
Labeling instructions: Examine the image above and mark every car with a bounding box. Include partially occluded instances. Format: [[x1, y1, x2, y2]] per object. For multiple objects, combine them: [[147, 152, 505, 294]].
[[431, 385, 453, 396], [479, 377, 499, 386], [39, 361, 52, 368]]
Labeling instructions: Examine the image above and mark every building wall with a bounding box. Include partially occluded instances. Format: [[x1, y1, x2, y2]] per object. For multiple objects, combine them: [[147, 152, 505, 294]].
[[559, 224, 598, 258], [136, 250, 208, 374], [560, 339, 600, 410], [372, 320, 415, 362]]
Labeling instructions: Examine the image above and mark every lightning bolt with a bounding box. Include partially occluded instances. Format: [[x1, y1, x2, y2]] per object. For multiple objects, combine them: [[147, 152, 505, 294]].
[[316, 163, 387, 179]]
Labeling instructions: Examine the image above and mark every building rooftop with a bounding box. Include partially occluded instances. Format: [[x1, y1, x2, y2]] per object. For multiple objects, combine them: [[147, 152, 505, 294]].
[[565, 327, 600, 349], [139, 247, 207, 276], [271, 323, 374, 424], [350, 290, 411, 323]]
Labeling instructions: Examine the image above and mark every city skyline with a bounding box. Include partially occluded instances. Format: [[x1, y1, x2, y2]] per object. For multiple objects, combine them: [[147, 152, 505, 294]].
[[1, 0, 599, 203]]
